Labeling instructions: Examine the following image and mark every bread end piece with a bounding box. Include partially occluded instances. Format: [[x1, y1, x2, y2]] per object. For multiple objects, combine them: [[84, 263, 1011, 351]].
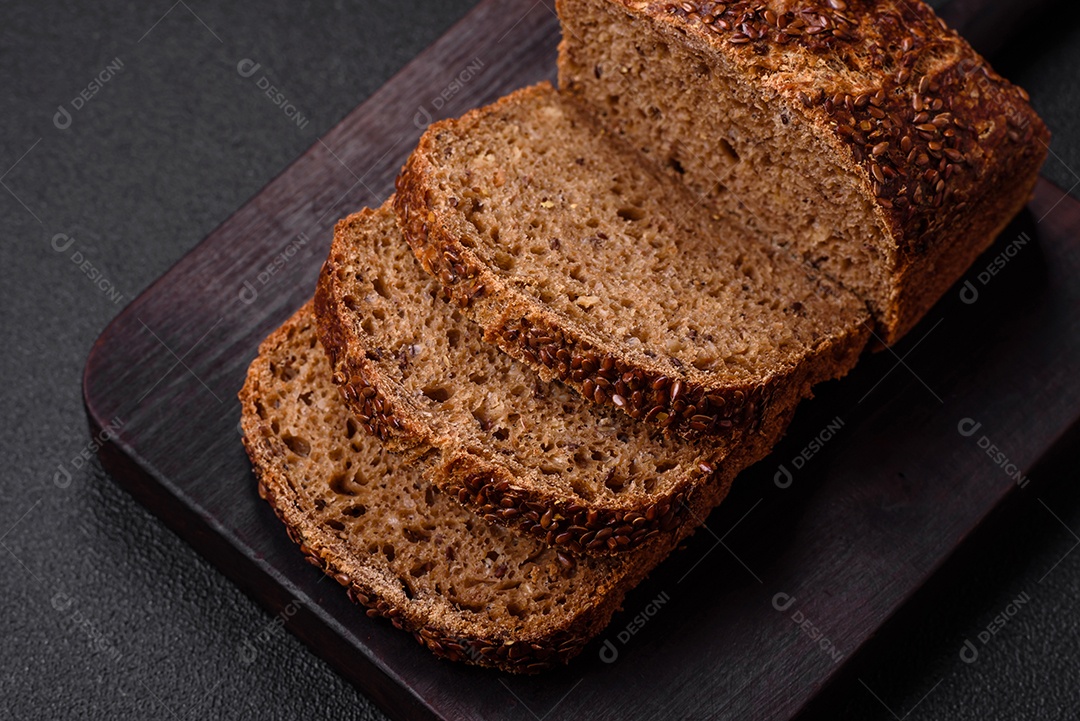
[[240, 304, 628, 672], [557, 0, 1049, 344]]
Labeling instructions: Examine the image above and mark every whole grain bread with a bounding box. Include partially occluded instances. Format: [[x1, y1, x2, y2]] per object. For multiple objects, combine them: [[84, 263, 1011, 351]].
[[394, 82, 869, 441], [316, 203, 778, 555], [556, 0, 1049, 344], [240, 303, 788, 671]]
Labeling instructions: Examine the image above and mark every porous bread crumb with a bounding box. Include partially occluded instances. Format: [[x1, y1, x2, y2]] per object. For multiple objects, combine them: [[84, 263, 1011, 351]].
[[556, 0, 1048, 342], [240, 303, 787, 671], [395, 83, 871, 440], [316, 204, 749, 555]]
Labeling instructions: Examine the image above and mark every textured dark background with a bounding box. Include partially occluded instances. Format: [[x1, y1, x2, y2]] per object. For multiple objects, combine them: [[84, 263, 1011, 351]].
[[2, 1, 1078, 719]]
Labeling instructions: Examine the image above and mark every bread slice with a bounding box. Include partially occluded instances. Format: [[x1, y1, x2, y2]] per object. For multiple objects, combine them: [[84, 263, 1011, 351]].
[[315, 203, 780, 555], [240, 303, 786, 671], [556, 0, 1049, 344], [394, 82, 869, 441]]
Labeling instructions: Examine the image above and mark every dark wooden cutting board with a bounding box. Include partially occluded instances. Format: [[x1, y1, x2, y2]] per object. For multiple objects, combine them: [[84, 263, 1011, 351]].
[[83, 1, 1080, 719]]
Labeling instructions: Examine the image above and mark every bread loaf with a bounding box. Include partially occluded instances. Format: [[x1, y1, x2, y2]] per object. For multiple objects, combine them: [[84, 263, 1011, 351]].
[[242, 0, 1051, 674], [316, 203, 792, 555], [395, 82, 869, 441], [240, 303, 788, 671], [556, 0, 1048, 343]]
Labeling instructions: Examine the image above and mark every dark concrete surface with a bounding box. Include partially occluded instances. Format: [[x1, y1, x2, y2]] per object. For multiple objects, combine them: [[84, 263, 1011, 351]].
[[1, 1, 1077, 719]]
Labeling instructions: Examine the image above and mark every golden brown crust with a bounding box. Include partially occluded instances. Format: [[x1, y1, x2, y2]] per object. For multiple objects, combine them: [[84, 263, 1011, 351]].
[[240, 304, 791, 671], [314, 210, 435, 459], [249, 463, 604, 673], [588, 0, 1049, 342], [394, 168, 773, 441], [393, 83, 868, 442], [315, 204, 745, 556], [240, 305, 628, 672]]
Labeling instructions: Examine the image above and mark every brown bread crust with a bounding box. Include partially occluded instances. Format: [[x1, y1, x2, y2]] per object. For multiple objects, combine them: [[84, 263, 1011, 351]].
[[316, 205, 764, 556], [240, 304, 791, 671], [557, 0, 1049, 343], [394, 83, 869, 442]]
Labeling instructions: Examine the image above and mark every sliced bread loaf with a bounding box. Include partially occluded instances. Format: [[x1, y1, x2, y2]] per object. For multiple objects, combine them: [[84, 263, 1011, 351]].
[[315, 203, 781, 555], [556, 0, 1049, 344], [394, 82, 869, 441], [240, 303, 784, 671]]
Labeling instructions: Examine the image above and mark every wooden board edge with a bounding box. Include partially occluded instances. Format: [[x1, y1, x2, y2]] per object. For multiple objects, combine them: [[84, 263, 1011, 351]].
[[81, 395, 445, 721]]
